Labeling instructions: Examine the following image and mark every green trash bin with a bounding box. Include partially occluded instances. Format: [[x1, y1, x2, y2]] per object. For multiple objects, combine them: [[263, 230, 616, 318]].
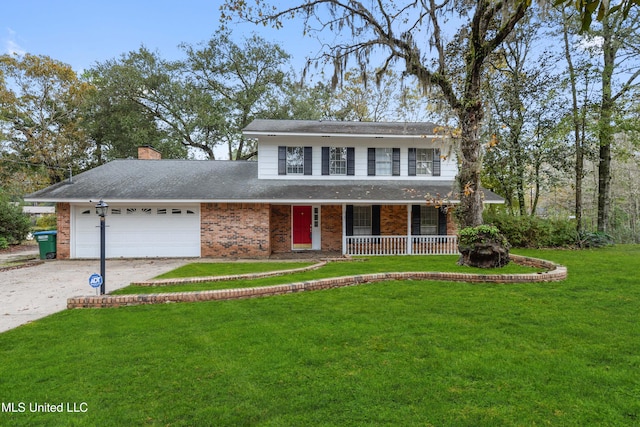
[[34, 230, 57, 260]]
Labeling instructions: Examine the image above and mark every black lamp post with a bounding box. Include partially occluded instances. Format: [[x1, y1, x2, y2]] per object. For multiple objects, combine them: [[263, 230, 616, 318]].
[[95, 200, 108, 295]]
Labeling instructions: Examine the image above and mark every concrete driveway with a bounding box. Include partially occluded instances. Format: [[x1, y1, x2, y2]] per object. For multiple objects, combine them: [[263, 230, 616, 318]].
[[0, 249, 193, 333]]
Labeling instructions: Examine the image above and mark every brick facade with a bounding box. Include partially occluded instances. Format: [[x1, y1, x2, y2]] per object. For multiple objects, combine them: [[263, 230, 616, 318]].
[[201, 203, 271, 258], [320, 205, 342, 252], [381, 205, 408, 235], [56, 202, 71, 259], [270, 205, 291, 253]]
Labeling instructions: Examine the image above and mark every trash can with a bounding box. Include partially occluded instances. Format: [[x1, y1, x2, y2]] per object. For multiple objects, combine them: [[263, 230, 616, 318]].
[[33, 230, 57, 260]]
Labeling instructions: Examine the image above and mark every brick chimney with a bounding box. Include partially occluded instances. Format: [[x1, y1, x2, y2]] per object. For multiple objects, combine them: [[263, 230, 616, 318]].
[[138, 145, 162, 160]]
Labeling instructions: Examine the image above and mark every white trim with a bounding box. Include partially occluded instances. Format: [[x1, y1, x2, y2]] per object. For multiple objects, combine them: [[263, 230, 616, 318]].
[[244, 132, 449, 139]]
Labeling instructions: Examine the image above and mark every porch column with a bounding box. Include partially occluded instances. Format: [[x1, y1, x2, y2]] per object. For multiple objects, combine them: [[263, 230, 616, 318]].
[[342, 204, 347, 255], [407, 205, 412, 255]]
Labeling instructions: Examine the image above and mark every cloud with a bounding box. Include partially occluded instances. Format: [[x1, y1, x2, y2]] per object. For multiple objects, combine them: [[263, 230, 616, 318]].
[[3, 28, 26, 56]]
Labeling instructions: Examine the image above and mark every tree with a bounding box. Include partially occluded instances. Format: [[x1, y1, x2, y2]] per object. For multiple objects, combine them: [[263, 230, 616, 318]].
[[221, 0, 530, 266], [483, 15, 566, 216], [555, 0, 639, 31], [0, 191, 31, 246], [182, 32, 291, 159], [588, 4, 640, 232], [88, 48, 226, 160], [80, 71, 187, 164], [0, 54, 92, 186]]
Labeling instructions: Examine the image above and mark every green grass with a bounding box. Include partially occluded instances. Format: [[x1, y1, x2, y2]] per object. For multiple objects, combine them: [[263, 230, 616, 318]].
[[1, 246, 639, 426], [113, 256, 544, 295], [154, 261, 317, 279]]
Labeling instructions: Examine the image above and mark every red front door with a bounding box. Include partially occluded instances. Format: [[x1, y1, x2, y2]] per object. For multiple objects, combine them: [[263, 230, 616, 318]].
[[292, 206, 312, 248]]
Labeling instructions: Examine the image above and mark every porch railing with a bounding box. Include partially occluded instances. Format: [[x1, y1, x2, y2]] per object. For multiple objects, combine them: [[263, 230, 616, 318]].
[[345, 235, 459, 256]]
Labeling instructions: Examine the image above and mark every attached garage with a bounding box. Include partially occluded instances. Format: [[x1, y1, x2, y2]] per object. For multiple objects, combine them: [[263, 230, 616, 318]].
[[72, 205, 201, 258]]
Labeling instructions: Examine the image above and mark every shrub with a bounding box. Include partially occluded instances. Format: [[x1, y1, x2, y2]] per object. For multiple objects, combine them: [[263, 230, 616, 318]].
[[0, 237, 8, 250], [577, 231, 614, 248], [36, 214, 57, 230], [483, 211, 578, 248], [0, 195, 32, 245]]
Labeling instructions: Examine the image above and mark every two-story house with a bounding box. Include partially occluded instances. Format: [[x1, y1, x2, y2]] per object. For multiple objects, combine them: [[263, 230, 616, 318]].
[[25, 119, 502, 259]]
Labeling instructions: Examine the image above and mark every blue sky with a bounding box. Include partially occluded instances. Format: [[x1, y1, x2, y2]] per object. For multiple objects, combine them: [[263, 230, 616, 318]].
[[1, 0, 317, 73]]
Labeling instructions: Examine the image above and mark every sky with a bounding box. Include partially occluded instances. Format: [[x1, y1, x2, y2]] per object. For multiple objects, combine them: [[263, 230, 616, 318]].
[[1, 0, 318, 74]]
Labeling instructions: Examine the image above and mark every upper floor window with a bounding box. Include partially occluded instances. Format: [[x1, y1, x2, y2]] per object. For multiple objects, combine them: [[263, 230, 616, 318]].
[[368, 147, 400, 176], [286, 147, 304, 174], [408, 148, 441, 176], [322, 147, 355, 176], [330, 147, 347, 175], [375, 148, 393, 176], [278, 146, 312, 175], [416, 148, 434, 176]]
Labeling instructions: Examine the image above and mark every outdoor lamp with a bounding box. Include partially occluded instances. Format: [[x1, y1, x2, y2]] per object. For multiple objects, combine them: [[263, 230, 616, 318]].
[[95, 200, 108, 217]]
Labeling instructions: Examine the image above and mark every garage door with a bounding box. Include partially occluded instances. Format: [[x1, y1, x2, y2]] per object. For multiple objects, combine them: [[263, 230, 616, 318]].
[[73, 205, 200, 258]]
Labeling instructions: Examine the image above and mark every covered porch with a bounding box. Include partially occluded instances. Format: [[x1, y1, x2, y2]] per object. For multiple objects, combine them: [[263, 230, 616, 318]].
[[270, 203, 459, 257]]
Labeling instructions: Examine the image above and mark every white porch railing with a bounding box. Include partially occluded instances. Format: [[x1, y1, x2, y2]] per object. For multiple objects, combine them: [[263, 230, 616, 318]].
[[345, 235, 459, 256]]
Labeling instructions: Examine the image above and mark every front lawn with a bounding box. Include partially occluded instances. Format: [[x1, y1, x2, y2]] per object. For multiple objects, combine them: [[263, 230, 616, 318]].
[[1, 246, 639, 426], [113, 255, 544, 294]]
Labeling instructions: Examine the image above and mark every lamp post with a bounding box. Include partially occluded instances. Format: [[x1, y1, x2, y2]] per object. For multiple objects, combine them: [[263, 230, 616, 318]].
[[95, 200, 108, 295]]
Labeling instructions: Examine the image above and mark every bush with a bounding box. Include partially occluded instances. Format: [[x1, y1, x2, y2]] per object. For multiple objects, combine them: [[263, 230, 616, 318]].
[[0, 237, 8, 250], [483, 211, 578, 248], [36, 214, 57, 230], [577, 231, 614, 248], [0, 195, 32, 245]]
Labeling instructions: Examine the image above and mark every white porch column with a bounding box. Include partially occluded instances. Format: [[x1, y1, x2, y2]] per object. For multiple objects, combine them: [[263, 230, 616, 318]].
[[407, 205, 412, 255], [342, 204, 347, 255]]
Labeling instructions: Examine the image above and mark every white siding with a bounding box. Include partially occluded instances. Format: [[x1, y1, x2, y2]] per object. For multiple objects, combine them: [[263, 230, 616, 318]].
[[257, 135, 457, 180]]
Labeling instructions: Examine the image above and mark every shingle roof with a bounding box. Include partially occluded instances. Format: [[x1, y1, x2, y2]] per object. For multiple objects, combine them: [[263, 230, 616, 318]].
[[243, 119, 443, 137], [25, 159, 503, 204]]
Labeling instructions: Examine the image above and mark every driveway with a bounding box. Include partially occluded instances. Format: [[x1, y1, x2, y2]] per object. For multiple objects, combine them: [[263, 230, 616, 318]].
[[0, 249, 193, 333]]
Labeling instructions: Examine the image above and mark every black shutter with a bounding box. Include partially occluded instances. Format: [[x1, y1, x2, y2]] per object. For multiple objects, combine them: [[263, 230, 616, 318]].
[[408, 148, 416, 176], [372, 205, 381, 236], [304, 146, 313, 175], [345, 205, 354, 236], [392, 148, 400, 176], [321, 147, 329, 175], [411, 205, 421, 235], [368, 148, 376, 176], [432, 148, 441, 176], [278, 146, 286, 175], [347, 147, 355, 176], [438, 208, 448, 235]]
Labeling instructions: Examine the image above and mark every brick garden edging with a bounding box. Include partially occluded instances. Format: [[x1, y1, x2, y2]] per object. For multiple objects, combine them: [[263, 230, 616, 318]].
[[129, 261, 328, 286], [67, 255, 567, 309]]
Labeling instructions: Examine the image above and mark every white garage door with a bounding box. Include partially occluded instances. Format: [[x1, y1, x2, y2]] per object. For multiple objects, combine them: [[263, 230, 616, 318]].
[[73, 205, 200, 258]]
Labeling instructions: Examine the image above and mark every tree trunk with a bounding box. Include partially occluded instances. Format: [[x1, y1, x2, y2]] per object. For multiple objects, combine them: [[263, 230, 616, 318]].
[[456, 103, 484, 229], [597, 14, 615, 233]]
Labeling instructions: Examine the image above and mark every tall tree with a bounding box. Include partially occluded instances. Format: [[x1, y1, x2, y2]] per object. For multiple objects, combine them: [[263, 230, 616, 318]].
[[483, 15, 566, 216], [589, 4, 640, 232], [221, 0, 530, 266], [182, 32, 290, 159], [89, 48, 226, 160], [80, 71, 186, 164], [0, 54, 92, 186]]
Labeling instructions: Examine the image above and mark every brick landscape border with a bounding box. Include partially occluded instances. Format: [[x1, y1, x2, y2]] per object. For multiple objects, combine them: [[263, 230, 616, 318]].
[[67, 255, 567, 309]]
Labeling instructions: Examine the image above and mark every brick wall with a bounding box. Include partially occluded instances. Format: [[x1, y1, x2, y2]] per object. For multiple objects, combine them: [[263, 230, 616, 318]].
[[381, 205, 407, 235], [201, 203, 271, 258], [56, 202, 71, 259], [270, 205, 291, 253], [446, 207, 458, 235], [321, 205, 343, 251]]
